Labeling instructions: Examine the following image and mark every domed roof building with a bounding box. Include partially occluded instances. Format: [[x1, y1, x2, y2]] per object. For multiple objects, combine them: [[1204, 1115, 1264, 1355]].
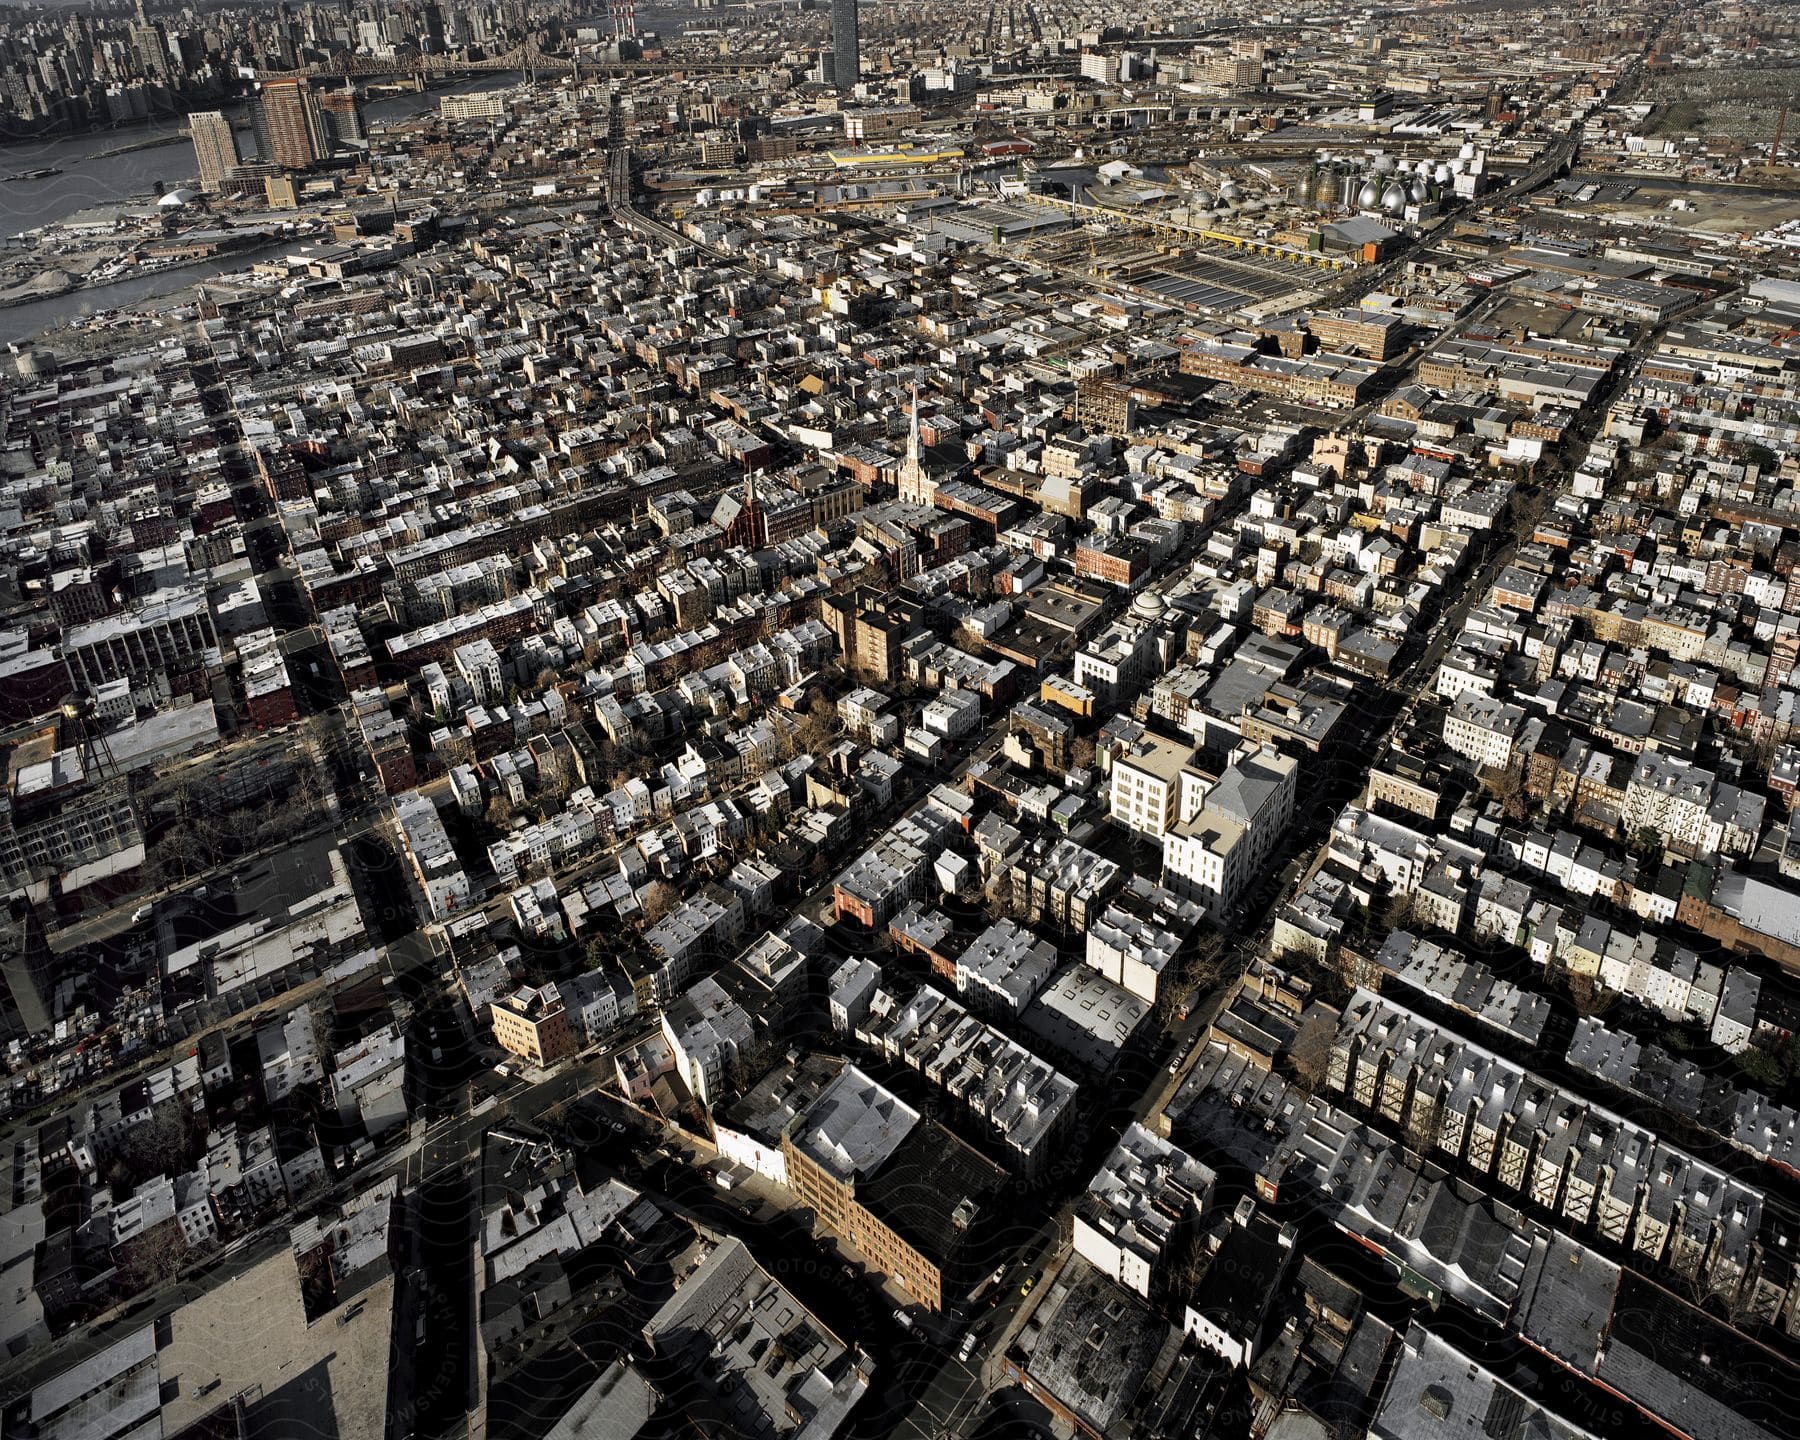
[[1131, 591, 1167, 625]]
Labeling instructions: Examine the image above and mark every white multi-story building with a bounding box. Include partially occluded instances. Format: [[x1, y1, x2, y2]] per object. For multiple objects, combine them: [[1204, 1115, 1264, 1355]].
[[956, 919, 1058, 1018], [1109, 733, 1204, 840], [509, 876, 565, 942], [1086, 877, 1204, 1004], [563, 968, 635, 1045], [454, 637, 504, 705], [174, 1168, 219, 1247], [1442, 692, 1525, 771], [1161, 743, 1298, 918], [1075, 620, 1158, 708], [1712, 969, 1762, 1055], [394, 789, 472, 920], [661, 976, 756, 1107], [1622, 751, 1715, 851], [1073, 1123, 1215, 1298]]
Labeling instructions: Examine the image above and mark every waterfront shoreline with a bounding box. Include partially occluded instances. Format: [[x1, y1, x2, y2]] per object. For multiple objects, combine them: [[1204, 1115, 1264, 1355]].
[[0, 239, 282, 322], [90, 133, 191, 161]]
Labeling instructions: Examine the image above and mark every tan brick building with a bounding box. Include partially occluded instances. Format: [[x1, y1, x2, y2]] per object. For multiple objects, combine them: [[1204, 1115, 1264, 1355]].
[[491, 985, 576, 1067]]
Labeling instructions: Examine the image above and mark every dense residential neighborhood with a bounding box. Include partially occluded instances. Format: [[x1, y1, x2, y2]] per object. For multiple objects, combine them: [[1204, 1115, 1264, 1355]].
[[4, 0, 1800, 1438]]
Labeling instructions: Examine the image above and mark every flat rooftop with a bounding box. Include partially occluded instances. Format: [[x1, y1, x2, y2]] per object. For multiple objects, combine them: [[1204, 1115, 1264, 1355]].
[[1371, 1322, 1600, 1440], [156, 1247, 395, 1440], [856, 1121, 1005, 1267], [1020, 964, 1150, 1072]]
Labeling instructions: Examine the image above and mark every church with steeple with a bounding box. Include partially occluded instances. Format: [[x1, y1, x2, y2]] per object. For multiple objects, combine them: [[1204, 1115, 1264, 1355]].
[[897, 384, 938, 507]]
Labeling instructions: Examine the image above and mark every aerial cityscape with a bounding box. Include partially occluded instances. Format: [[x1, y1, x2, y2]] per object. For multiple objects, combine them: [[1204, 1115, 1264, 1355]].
[[1, 1, 1799, 1438]]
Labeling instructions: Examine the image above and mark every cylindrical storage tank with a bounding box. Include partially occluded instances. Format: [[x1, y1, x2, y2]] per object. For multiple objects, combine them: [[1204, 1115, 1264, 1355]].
[[13, 348, 55, 380]]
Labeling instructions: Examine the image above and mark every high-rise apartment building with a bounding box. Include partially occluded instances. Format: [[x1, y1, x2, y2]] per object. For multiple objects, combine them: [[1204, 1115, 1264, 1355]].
[[188, 109, 239, 192], [317, 84, 363, 147], [831, 0, 860, 90], [256, 78, 327, 170]]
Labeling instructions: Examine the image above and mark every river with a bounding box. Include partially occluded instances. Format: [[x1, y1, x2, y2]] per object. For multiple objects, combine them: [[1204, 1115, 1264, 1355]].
[[0, 19, 1125, 349], [0, 73, 520, 344], [0, 0, 727, 246]]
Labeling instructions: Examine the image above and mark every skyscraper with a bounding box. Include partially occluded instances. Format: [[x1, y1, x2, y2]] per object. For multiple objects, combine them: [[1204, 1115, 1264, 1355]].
[[188, 110, 239, 192], [256, 78, 327, 171], [317, 84, 364, 147], [831, 0, 859, 90]]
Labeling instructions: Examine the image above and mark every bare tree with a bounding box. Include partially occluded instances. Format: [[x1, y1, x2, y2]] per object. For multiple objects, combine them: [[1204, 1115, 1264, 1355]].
[[1155, 931, 1228, 1028], [795, 694, 837, 757], [152, 826, 209, 886], [1746, 727, 1784, 783], [115, 1220, 194, 1293], [1564, 967, 1615, 1019], [1404, 1095, 1442, 1156], [1288, 1013, 1337, 1094], [1481, 762, 1529, 822], [1379, 885, 1423, 934], [726, 1035, 782, 1098], [638, 880, 679, 928], [984, 870, 1028, 924], [289, 751, 326, 814], [113, 1107, 203, 1188], [1168, 1229, 1213, 1303]]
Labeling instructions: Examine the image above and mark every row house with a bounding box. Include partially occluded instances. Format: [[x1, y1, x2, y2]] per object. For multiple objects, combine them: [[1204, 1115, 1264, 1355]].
[[1327, 989, 1767, 1300]]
